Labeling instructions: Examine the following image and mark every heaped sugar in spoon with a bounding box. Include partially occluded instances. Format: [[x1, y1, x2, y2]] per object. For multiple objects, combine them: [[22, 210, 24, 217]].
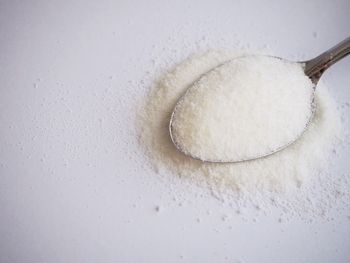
[[169, 37, 350, 163]]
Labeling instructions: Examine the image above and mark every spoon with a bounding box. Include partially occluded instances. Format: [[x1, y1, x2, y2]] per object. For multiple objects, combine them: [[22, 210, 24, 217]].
[[169, 36, 350, 163]]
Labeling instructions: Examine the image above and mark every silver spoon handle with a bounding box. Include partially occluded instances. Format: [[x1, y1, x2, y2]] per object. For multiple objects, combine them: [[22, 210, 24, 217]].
[[304, 36, 350, 83]]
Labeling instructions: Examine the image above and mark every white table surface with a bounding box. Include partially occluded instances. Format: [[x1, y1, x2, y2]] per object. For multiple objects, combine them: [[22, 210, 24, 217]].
[[1, 1, 350, 262]]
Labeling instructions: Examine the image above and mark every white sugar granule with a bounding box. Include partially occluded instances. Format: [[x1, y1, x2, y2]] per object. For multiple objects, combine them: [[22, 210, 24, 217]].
[[138, 50, 343, 196], [171, 55, 314, 162]]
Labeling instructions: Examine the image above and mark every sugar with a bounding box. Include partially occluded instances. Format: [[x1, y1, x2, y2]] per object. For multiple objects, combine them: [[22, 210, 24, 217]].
[[171, 55, 314, 162], [138, 50, 342, 192]]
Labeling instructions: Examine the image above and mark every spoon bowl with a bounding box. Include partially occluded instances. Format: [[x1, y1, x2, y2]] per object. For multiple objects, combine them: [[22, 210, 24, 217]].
[[169, 37, 350, 163]]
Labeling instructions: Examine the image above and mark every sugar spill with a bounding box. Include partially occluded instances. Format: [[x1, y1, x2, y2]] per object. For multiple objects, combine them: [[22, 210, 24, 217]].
[[138, 50, 349, 217]]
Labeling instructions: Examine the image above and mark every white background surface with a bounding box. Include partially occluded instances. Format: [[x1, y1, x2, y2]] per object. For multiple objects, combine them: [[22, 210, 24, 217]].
[[0, 0, 350, 262]]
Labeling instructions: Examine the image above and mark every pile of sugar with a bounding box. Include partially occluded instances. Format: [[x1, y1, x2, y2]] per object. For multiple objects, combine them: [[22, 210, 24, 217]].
[[171, 55, 314, 162], [138, 50, 342, 193]]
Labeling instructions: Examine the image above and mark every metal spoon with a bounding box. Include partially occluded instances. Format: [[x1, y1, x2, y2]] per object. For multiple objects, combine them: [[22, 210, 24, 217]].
[[169, 36, 350, 163]]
